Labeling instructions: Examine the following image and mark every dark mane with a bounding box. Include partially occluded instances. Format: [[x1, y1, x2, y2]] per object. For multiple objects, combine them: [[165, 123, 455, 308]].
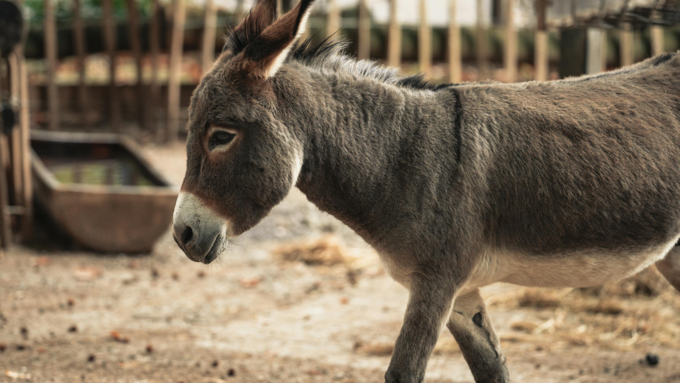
[[290, 36, 454, 91]]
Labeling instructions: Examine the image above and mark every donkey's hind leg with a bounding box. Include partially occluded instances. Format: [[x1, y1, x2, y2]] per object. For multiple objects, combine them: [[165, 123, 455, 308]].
[[657, 245, 680, 292], [447, 289, 509, 383]]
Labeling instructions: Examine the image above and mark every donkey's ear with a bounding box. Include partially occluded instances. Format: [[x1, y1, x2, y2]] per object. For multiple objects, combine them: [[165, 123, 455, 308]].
[[225, 0, 277, 54], [239, 0, 315, 79]]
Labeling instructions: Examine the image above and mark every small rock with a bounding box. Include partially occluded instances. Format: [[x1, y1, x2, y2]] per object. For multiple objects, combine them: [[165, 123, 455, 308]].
[[212, 360, 219, 368], [0, 343, 6, 352], [67, 298, 75, 307], [646, 353, 659, 367], [227, 368, 236, 377], [68, 325, 78, 333], [37, 347, 46, 353], [146, 344, 154, 353], [20, 327, 28, 340], [87, 354, 96, 362], [151, 268, 160, 279], [110, 330, 129, 343], [339, 297, 349, 305]]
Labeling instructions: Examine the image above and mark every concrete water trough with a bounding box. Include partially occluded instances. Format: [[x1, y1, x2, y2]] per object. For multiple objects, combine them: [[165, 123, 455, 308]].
[[31, 130, 178, 253]]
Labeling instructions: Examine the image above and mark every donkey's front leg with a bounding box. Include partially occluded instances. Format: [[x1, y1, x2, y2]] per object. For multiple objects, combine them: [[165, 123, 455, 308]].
[[385, 275, 457, 383], [447, 289, 509, 383]]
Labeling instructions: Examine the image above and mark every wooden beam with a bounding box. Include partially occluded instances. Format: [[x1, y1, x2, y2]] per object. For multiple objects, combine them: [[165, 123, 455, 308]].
[[125, 0, 145, 129], [102, 0, 121, 132], [326, 0, 341, 39], [9, 54, 23, 213], [503, 0, 517, 82], [586, 28, 604, 74], [357, 0, 370, 60], [149, 0, 161, 139], [168, 0, 186, 141], [650, 10, 664, 57], [476, 0, 489, 80], [202, 0, 217, 75], [619, 22, 634, 67], [73, 0, 89, 130], [418, 0, 431, 78], [44, 0, 59, 130], [447, 0, 461, 83], [17, 51, 32, 240], [534, 0, 548, 81], [387, 0, 400, 68]]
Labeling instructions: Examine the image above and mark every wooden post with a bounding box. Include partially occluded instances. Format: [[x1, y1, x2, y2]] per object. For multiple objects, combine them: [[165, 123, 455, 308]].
[[149, 0, 161, 138], [586, 28, 604, 74], [418, 0, 431, 78], [168, 0, 186, 141], [18, 51, 32, 240], [235, 0, 246, 22], [202, 0, 217, 74], [125, 0, 145, 129], [0, 132, 10, 249], [44, 0, 59, 130], [503, 0, 517, 82], [534, 0, 548, 81], [476, 0, 489, 80], [73, 0, 89, 129], [326, 0, 341, 38], [650, 10, 664, 56], [357, 0, 370, 60], [9, 54, 23, 212], [619, 22, 634, 67], [102, 0, 121, 131], [448, 0, 461, 83], [387, 0, 400, 67]]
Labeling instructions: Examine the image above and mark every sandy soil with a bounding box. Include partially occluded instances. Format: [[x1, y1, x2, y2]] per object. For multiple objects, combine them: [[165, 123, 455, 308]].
[[2, 142, 680, 383]]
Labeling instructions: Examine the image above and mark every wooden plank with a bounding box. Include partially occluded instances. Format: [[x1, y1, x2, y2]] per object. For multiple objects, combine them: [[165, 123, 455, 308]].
[[202, 0, 217, 75], [619, 22, 634, 67], [326, 0, 341, 38], [503, 0, 517, 82], [476, 0, 489, 80], [357, 0, 370, 60], [73, 0, 89, 130], [17, 50, 32, 240], [44, 0, 59, 130], [9, 53, 23, 211], [102, 0, 121, 132], [125, 0, 145, 129], [534, 0, 548, 81], [387, 0, 400, 68], [149, 0, 161, 139], [0, 133, 10, 249], [418, 0, 431, 78], [168, 0, 186, 141], [447, 0, 461, 83]]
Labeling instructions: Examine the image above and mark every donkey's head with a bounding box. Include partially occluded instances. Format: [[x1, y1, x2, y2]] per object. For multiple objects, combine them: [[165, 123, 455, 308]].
[[172, 0, 314, 264]]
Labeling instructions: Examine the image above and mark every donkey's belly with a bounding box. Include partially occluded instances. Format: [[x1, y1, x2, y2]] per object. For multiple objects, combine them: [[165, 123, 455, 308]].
[[469, 236, 680, 289]]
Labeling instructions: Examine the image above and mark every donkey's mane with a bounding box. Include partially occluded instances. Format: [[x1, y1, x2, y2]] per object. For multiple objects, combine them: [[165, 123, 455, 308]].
[[290, 36, 453, 91]]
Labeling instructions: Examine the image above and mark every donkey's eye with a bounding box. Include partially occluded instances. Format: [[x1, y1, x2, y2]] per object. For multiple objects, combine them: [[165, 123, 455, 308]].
[[209, 130, 236, 150]]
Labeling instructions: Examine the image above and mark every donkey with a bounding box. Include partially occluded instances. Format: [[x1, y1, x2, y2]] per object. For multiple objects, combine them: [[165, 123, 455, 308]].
[[171, 0, 680, 381]]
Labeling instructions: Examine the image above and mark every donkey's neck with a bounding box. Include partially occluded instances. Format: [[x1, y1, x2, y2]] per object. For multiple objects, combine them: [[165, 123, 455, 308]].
[[280, 68, 461, 245]]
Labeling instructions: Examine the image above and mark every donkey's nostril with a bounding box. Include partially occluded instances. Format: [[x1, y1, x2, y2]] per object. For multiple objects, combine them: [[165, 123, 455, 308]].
[[181, 226, 195, 247]]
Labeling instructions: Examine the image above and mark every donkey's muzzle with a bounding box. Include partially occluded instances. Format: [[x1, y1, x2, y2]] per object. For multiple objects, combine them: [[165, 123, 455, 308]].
[[172, 192, 228, 264]]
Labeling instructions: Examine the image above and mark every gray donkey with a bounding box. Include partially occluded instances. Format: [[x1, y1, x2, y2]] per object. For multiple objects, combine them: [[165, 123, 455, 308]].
[[171, 0, 680, 381]]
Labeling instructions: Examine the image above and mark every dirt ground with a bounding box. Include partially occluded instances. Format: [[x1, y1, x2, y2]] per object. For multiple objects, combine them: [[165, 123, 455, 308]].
[[2, 142, 680, 383]]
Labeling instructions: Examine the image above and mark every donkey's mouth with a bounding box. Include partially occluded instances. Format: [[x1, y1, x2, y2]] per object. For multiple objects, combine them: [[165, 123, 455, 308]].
[[202, 234, 227, 264]]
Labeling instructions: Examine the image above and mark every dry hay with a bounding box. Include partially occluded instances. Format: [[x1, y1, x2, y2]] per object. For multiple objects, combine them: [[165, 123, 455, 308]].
[[492, 266, 680, 351], [272, 235, 351, 266]]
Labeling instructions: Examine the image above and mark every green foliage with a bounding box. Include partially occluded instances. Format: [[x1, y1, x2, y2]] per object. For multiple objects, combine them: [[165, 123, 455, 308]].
[[22, 0, 158, 26]]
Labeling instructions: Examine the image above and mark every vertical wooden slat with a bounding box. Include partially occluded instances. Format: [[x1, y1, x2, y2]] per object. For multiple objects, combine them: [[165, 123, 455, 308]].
[[168, 0, 186, 141], [9, 54, 23, 212], [503, 0, 517, 82], [357, 0, 370, 60], [149, 0, 161, 138], [326, 0, 341, 38], [235, 0, 246, 21], [18, 51, 32, 240], [73, 0, 89, 129], [619, 22, 634, 67], [125, 0, 145, 129], [387, 0, 400, 67], [650, 10, 664, 56], [447, 0, 461, 83], [44, 0, 59, 130], [418, 0, 431, 78], [202, 0, 217, 75], [586, 28, 604, 74], [0, 63, 10, 247], [534, 0, 548, 81], [102, 0, 121, 131], [476, 0, 489, 80]]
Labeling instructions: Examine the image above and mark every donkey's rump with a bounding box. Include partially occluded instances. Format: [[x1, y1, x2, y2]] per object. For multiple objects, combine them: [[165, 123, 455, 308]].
[[460, 52, 680, 258]]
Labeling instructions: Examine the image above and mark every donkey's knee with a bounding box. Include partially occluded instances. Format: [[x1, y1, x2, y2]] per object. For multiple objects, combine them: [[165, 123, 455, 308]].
[[657, 246, 680, 292], [447, 289, 509, 383]]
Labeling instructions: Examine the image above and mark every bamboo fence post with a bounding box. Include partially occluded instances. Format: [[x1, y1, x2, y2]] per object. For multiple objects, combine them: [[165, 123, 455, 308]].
[[125, 0, 145, 129], [534, 0, 548, 81], [73, 0, 89, 129], [447, 0, 461, 83], [202, 0, 217, 74], [357, 0, 370, 60], [149, 0, 161, 138], [387, 0, 400, 67], [476, 0, 489, 80], [326, 0, 341, 38], [44, 0, 59, 130], [503, 0, 517, 82], [168, 0, 186, 141], [418, 0, 431, 78], [102, 0, 121, 131]]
